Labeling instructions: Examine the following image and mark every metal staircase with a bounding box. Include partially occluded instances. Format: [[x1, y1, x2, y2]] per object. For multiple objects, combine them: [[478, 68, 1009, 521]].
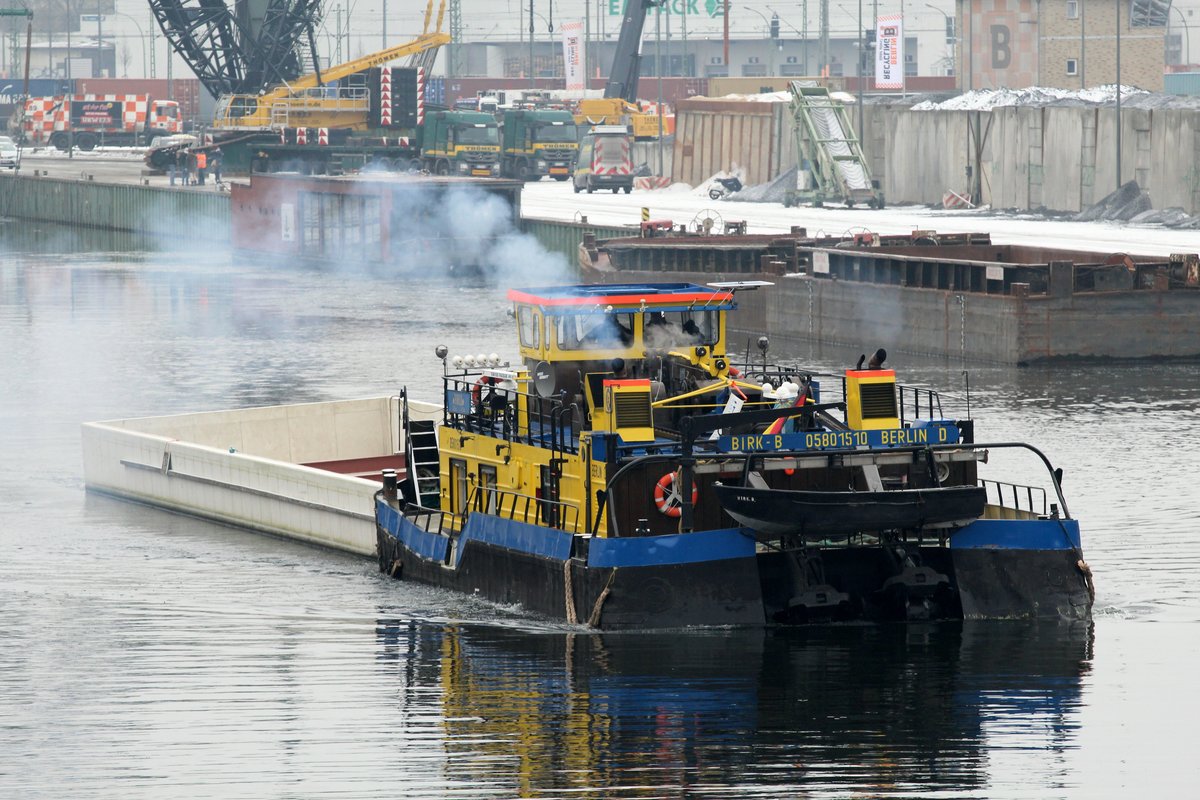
[[786, 82, 884, 209], [401, 391, 441, 508]]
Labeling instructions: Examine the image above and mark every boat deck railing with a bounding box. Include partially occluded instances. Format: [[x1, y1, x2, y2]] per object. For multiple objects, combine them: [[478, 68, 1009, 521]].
[[980, 479, 1049, 517], [897, 384, 945, 423], [444, 375, 580, 456], [469, 487, 581, 533], [731, 364, 952, 423], [401, 504, 461, 537]]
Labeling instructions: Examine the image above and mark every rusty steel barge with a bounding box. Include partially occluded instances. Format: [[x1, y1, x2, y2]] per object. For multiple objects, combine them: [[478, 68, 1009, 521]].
[[578, 225, 1200, 364]]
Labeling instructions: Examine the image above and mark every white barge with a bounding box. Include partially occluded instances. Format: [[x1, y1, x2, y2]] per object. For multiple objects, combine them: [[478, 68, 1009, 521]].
[[82, 395, 439, 555]]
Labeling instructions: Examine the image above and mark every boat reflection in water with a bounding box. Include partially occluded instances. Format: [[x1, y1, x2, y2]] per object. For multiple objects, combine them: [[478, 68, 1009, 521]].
[[374, 620, 1093, 795]]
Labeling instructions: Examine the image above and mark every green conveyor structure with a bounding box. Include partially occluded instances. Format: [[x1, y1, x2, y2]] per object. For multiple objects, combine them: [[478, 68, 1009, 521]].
[[786, 82, 884, 209]]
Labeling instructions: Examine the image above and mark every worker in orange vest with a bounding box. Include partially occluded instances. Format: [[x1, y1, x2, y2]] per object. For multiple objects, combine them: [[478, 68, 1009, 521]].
[[195, 150, 208, 186]]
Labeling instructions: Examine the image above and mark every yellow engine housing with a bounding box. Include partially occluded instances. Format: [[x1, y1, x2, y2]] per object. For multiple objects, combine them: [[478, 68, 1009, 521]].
[[845, 369, 900, 430], [592, 379, 655, 442]]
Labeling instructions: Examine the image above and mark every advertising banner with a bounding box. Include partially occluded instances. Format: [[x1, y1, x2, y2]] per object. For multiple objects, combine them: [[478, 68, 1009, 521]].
[[70, 100, 121, 127], [562, 21, 584, 92], [875, 13, 903, 89]]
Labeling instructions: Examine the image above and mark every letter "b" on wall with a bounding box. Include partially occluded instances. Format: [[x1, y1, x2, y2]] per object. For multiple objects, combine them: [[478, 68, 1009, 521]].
[[991, 25, 1011, 69]]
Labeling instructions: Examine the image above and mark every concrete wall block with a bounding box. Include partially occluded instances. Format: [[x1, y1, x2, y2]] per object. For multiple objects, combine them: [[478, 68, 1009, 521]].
[[1040, 107, 1086, 212]]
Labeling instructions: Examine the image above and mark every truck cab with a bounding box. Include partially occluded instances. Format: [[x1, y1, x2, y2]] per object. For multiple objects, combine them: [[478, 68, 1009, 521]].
[[421, 110, 501, 177], [501, 109, 578, 181], [573, 125, 634, 194]]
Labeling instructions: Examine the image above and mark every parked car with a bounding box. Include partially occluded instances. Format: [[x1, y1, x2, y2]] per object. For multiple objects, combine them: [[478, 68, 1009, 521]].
[[0, 135, 19, 169]]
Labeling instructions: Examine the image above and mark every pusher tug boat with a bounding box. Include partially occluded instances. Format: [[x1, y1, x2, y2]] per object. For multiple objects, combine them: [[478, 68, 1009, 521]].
[[375, 283, 1094, 628]]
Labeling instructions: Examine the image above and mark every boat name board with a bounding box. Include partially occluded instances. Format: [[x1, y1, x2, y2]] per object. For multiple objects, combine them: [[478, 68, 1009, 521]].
[[719, 423, 959, 453]]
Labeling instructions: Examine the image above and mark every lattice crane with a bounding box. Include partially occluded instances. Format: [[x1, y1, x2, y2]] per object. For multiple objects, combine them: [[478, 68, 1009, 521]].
[[147, 0, 324, 98]]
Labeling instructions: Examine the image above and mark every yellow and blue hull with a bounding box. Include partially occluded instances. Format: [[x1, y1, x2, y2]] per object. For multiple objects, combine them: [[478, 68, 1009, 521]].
[[375, 500, 1092, 628]]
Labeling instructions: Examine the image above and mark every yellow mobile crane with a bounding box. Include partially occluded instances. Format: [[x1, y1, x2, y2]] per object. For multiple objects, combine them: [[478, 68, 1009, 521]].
[[574, 0, 665, 139], [212, 0, 451, 131]]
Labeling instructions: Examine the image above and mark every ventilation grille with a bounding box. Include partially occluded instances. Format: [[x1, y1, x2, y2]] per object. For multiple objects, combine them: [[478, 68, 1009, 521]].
[[859, 383, 898, 419], [614, 391, 653, 428]]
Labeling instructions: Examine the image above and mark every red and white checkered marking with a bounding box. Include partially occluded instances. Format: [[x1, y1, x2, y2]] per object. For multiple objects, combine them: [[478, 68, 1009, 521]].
[[21, 95, 180, 144]]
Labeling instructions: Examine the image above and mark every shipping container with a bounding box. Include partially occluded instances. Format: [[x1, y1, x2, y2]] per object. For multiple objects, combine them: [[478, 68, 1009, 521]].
[[71, 78, 204, 122], [426, 76, 446, 106], [1164, 72, 1200, 96]]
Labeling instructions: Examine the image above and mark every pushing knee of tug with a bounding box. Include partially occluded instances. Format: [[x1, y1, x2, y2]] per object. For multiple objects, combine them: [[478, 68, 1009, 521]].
[[373, 283, 1093, 629]]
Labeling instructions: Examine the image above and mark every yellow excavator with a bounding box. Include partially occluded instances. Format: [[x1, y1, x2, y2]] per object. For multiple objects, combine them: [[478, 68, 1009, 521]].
[[212, 0, 451, 131]]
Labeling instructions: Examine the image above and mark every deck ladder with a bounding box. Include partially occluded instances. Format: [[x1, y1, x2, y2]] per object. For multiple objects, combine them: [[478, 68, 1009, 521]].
[[401, 392, 441, 507]]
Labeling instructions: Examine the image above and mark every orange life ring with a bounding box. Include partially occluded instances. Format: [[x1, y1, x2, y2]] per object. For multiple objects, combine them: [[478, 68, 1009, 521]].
[[472, 376, 496, 406], [653, 471, 698, 518]]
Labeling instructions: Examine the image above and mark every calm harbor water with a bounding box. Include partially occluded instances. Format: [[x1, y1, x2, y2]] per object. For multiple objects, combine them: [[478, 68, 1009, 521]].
[[2, 226, 1198, 797]]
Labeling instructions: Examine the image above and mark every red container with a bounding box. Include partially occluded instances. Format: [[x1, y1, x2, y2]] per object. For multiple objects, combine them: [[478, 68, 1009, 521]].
[[71, 78, 203, 120]]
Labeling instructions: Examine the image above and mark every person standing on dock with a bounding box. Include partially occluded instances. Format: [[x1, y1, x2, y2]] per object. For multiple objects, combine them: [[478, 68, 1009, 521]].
[[211, 147, 223, 184], [195, 150, 208, 186], [175, 149, 189, 186]]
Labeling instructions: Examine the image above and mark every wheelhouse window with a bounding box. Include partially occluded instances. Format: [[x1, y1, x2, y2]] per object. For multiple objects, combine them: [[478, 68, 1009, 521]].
[[555, 313, 634, 350], [642, 310, 719, 348], [518, 306, 540, 348]]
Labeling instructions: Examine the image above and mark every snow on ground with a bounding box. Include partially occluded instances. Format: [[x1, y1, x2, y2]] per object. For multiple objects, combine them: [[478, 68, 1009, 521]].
[[521, 180, 1200, 258], [18, 145, 146, 160]]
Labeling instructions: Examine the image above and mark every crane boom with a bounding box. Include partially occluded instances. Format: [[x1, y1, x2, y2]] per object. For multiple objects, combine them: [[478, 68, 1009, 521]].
[[212, 0, 450, 131], [287, 30, 450, 91], [603, 0, 658, 102]]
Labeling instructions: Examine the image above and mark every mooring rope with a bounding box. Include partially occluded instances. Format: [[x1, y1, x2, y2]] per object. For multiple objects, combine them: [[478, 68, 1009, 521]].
[[563, 560, 578, 625], [586, 568, 618, 628], [1077, 559, 1095, 605]]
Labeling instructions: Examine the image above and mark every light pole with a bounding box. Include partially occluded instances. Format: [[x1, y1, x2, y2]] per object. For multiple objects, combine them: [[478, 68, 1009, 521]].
[[768, 7, 807, 74], [837, 2, 864, 144], [743, 6, 772, 75], [109, 11, 148, 77], [531, 8, 554, 87], [925, 4, 954, 78], [857, 0, 863, 150], [656, 1, 663, 173], [1172, 4, 1191, 67]]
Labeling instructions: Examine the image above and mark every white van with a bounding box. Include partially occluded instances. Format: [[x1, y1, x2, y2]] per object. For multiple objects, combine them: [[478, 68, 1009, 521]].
[[573, 125, 634, 194]]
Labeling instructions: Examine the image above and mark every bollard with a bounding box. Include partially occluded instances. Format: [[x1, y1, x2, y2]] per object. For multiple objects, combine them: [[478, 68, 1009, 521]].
[[381, 469, 398, 501]]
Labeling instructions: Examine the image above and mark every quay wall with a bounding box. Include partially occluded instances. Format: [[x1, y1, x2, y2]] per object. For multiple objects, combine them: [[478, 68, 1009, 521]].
[[520, 217, 636, 266], [0, 172, 631, 267], [0, 173, 230, 240]]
